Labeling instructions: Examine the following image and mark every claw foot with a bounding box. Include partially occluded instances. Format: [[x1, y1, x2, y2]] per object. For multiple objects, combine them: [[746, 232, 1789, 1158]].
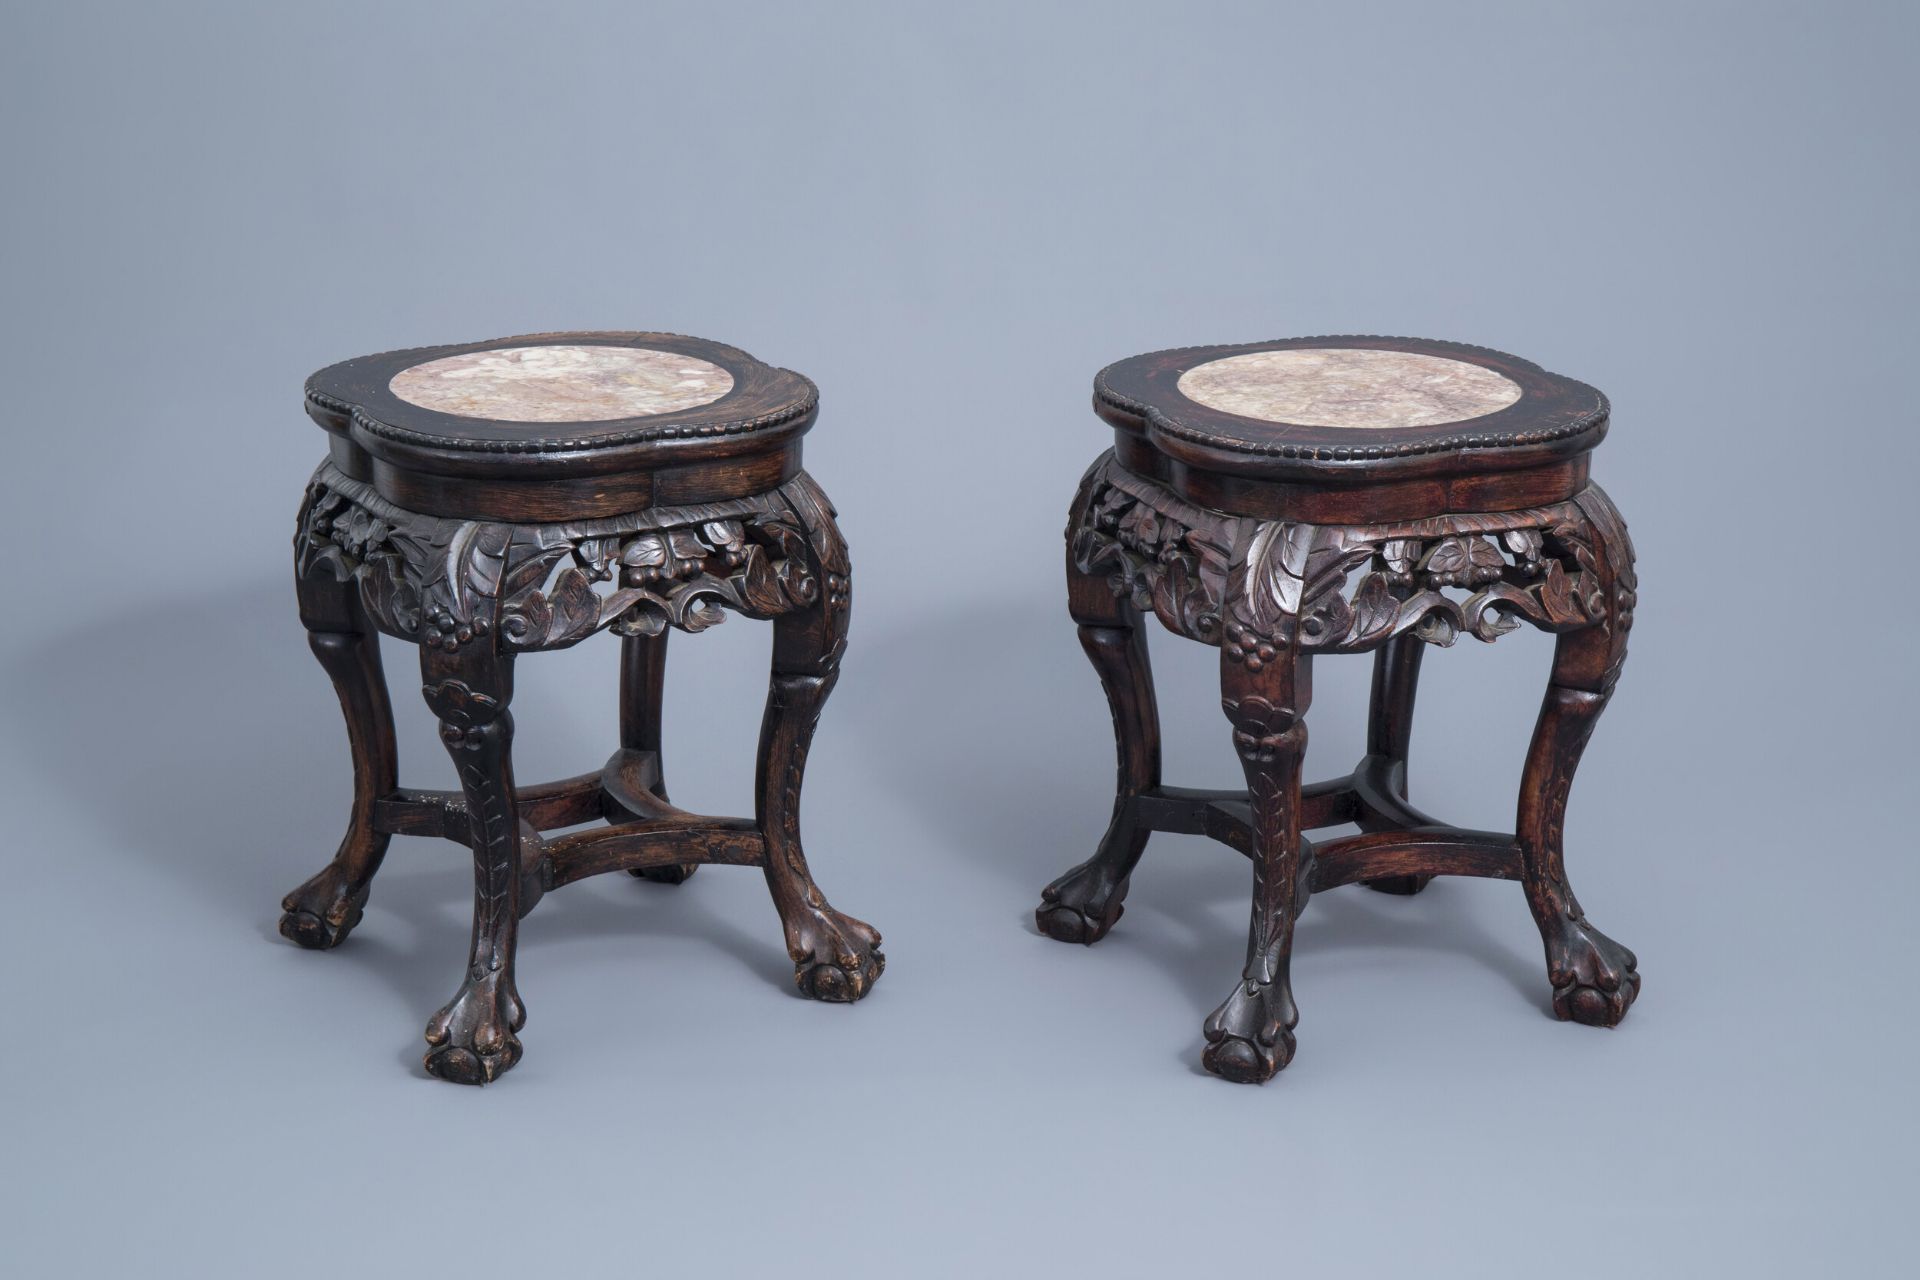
[[423, 972, 526, 1085], [279, 865, 371, 950], [786, 906, 884, 1003], [1202, 977, 1298, 1084], [1545, 915, 1640, 1027], [1035, 861, 1130, 945]]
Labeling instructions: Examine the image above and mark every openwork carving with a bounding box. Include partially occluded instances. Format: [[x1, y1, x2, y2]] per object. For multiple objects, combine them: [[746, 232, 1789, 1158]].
[[1071, 461, 1232, 643], [296, 463, 826, 654], [1071, 454, 1617, 664]]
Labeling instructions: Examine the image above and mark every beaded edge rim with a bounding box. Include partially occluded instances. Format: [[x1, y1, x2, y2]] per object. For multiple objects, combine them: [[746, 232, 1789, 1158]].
[[1094, 335, 1610, 462], [305, 331, 818, 454]]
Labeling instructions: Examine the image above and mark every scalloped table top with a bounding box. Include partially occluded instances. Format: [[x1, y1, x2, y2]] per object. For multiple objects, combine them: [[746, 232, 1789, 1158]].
[[1176, 348, 1523, 429], [388, 345, 736, 423]]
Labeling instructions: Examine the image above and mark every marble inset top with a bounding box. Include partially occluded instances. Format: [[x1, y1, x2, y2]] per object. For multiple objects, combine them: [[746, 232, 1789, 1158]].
[[388, 344, 735, 423], [1175, 348, 1523, 429]]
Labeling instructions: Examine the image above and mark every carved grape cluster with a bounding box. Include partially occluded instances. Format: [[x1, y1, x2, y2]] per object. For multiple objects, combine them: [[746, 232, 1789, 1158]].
[[617, 521, 748, 587], [423, 607, 490, 651], [302, 489, 393, 565], [1419, 535, 1509, 589], [1613, 567, 1637, 633], [1224, 621, 1280, 671], [1095, 483, 1188, 566]]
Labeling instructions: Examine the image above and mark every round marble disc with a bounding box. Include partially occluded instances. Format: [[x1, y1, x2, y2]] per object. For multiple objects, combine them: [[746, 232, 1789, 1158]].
[[388, 345, 735, 423], [1176, 348, 1523, 429]]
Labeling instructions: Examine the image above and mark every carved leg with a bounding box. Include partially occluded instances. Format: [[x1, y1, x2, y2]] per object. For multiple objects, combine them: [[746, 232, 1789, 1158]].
[[1361, 634, 1431, 896], [1206, 637, 1313, 1085], [280, 560, 398, 950], [1036, 559, 1162, 944], [419, 643, 527, 1084], [618, 631, 693, 884], [1517, 486, 1640, 1027], [755, 476, 882, 1002]]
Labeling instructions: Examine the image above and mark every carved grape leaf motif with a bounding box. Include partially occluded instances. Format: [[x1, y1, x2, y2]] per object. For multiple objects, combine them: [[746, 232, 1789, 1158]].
[[759, 520, 819, 607], [1380, 538, 1420, 587], [1070, 457, 1631, 668], [732, 546, 786, 615], [299, 465, 838, 654], [358, 555, 422, 636], [1244, 522, 1315, 631], [1346, 572, 1401, 647], [501, 565, 602, 649], [1421, 535, 1506, 587], [573, 536, 620, 581], [1537, 561, 1583, 626], [1233, 523, 1374, 653], [620, 528, 712, 583], [1118, 502, 1161, 548], [1503, 527, 1545, 571]]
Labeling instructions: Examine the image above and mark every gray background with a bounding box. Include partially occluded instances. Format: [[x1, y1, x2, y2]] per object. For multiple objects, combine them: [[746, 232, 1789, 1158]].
[[3, 2, 1913, 1275]]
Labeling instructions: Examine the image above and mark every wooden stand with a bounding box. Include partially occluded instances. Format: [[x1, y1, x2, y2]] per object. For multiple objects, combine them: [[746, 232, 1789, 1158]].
[[1036, 336, 1640, 1084], [280, 332, 882, 1085]]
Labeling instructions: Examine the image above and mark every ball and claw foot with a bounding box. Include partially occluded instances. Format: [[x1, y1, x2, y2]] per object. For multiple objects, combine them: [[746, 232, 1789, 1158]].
[[423, 972, 526, 1086], [1202, 978, 1299, 1085], [1545, 915, 1641, 1027], [787, 906, 885, 1003], [1034, 862, 1130, 945], [630, 863, 697, 885], [278, 866, 371, 950]]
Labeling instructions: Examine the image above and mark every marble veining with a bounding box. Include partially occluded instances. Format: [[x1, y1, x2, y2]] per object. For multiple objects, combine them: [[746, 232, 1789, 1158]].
[[389, 345, 735, 422], [1176, 348, 1522, 429]]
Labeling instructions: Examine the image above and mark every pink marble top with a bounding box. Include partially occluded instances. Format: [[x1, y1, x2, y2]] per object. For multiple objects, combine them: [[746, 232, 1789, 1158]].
[[388, 345, 735, 423], [1176, 348, 1523, 429]]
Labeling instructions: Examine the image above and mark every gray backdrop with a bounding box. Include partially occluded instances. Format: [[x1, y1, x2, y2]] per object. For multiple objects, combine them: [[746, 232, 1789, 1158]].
[[3, 2, 1913, 1275]]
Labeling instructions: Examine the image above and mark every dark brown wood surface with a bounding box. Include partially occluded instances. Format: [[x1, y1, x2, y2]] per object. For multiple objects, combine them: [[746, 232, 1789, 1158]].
[[1040, 338, 1640, 1084]]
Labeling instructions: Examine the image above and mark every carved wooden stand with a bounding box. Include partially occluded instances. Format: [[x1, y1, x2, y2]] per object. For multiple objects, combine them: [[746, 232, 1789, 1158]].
[[1036, 337, 1640, 1084], [280, 333, 882, 1084]]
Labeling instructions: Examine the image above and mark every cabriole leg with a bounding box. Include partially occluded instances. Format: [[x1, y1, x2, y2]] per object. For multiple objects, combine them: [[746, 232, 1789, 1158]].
[[1035, 557, 1162, 945], [280, 552, 398, 949], [755, 478, 883, 1002], [1517, 486, 1641, 1027], [419, 642, 527, 1085]]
